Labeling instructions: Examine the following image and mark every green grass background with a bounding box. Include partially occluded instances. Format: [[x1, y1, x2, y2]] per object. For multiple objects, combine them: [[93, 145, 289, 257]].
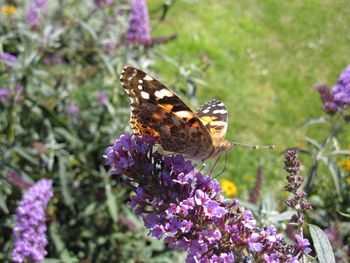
[[148, 0, 350, 196]]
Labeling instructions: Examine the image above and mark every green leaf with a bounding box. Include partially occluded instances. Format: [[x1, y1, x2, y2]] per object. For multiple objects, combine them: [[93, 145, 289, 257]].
[[304, 160, 318, 194], [329, 150, 350, 156], [49, 221, 78, 263], [320, 157, 342, 200], [0, 193, 9, 214], [58, 156, 74, 208], [309, 224, 336, 263], [337, 210, 350, 218], [13, 146, 37, 165], [104, 175, 118, 222], [44, 259, 63, 263], [302, 117, 329, 126], [304, 137, 322, 150]]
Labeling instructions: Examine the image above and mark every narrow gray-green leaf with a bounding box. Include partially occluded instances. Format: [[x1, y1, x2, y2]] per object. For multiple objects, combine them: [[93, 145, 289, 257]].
[[337, 210, 350, 218], [320, 157, 342, 200], [304, 137, 322, 150], [104, 176, 118, 222], [58, 156, 73, 208], [329, 150, 350, 156], [14, 146, 37, 165], [309, 224, 335, 263], [302, 117, 329, 126], [49, 221, 78, 263], [0, 193, 9, 214]]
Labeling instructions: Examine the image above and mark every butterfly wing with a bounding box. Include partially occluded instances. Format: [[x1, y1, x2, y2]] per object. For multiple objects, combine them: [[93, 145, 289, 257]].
[[120, 67, 214, 160], [195, 99, 228, 141]]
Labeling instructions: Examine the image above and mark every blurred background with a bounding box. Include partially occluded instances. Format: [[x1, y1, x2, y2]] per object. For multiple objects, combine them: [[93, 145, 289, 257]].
[[1, 0, 349, 262]]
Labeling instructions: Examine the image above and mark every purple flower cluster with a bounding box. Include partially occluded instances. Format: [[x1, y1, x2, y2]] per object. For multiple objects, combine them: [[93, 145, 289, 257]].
[[106, 133, 312, 262], [26, 0, 48, 28], [0, 86, 23, 103], [97, 91, 108, 105], [315, 65, 350, 114], [43, 54, 63, 65], [332, 64, 350, 107], [94, 0, 114, 8], [248, 164, 264, 204], [0, 88, 11, 101], [5, 172, 32, 189], [11, 179, 53, 263], [65, 105, 80, 116], [126, 0, 152, 46], [284, 150, 312, 216], [314, 84, 338, 115], [0, 52, 17, 67]]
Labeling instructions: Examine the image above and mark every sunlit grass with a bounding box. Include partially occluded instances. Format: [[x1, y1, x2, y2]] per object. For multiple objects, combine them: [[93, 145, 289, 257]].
[[149, 0, 350, 194]]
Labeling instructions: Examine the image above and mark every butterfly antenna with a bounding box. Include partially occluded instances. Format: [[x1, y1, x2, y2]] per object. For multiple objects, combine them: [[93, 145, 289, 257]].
[[231, 142, 275, 150]]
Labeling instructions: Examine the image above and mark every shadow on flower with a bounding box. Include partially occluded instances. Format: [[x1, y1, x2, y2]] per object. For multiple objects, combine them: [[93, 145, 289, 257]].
[[105, 133, 311, 263]]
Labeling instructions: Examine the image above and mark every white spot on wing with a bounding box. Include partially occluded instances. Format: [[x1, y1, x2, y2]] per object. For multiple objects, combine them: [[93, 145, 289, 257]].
[[126, 69, 137, 81], [141, 91, 150, 99], [154, 89, 173, 99], [143, 75, 153, 81], [202, 109, 210, 113], [138, 85, 143, 90], [138, 79, 143, 84], [213, 109, 227, 114], [174, 111, 194, 119]]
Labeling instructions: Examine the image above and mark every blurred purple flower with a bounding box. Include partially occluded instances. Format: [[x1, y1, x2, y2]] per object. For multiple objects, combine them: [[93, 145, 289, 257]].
[[66, 105, 80, 115], [94, 0, 114, 8], [0, 52, 17, 67], [325, 221, 343, 249], [0, 86, 23, 102], [26, 0, 48, 28], [126, 0, 151, 46], [248, 164, 263, 204], [105, 133, 312, 262], [332, 64, 350, 108], [11, 179, 53, 263], [0, 88, 11, 102], [97, 91, 108, 105], [5, 172, 32, 189], [43, 54, 63, 65], [314, 84, 338, 115]]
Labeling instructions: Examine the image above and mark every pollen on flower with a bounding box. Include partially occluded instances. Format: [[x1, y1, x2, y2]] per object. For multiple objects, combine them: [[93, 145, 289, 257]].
[[2, 5, 17, 15], [221, 178, 238, 197]]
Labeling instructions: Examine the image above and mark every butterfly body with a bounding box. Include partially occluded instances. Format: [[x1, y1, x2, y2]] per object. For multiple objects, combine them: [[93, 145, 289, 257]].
[[120, 66, 234, 160]]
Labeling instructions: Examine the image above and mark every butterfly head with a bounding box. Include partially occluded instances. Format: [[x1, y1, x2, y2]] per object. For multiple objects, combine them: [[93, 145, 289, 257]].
[[207, 140, 235, 160], [218, 141, 235, 153]]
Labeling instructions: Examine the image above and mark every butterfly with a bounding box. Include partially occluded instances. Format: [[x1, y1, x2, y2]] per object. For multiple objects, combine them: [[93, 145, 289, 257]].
[[120, 66, 234, 161]]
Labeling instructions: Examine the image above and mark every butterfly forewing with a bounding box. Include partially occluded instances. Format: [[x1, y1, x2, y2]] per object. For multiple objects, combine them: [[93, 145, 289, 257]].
[[120, 67, 215, 160], [195, 99, 228, 140]]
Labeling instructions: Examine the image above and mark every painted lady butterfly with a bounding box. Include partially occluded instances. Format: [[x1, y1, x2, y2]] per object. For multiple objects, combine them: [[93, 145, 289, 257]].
[[120, 66, 234, 161]]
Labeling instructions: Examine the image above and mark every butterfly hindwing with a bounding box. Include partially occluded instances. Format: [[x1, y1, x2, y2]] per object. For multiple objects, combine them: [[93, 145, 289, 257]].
[[120, 67, 214, 160], [195, 99, 228, 140]]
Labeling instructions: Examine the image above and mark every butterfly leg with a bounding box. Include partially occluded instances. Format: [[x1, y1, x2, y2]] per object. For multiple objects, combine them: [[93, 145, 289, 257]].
[[198, 161, 206, 172], [209, 155, 221, 177], [211, 154, 227, 180]]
